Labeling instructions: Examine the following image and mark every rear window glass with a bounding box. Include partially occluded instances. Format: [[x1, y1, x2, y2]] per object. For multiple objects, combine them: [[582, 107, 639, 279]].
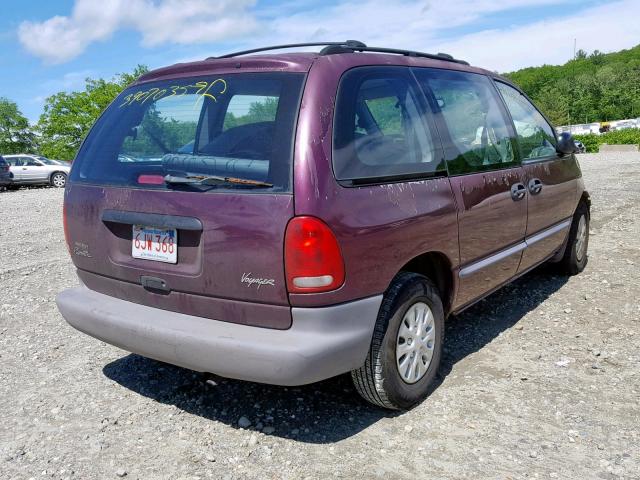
[[71, 73, 305, 192]]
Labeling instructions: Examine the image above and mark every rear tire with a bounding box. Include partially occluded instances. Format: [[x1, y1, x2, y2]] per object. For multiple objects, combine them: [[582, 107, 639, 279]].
[[351, 272, 444, 410], [50, 172, 67, 188], [558, 202, 589, 275]]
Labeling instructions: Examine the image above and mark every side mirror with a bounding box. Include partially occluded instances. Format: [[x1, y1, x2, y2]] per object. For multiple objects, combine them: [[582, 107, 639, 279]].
[[556, 132, 577, 155]]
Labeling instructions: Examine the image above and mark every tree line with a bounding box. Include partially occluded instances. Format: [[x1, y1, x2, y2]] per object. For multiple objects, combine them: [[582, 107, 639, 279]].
[[1, 45, 639, 161], [505, 44, 640, 126], [0, 66, 147, 161]]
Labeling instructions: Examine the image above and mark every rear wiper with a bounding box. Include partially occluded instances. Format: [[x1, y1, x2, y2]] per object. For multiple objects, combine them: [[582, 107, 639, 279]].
[[164, 174, 273, 188]]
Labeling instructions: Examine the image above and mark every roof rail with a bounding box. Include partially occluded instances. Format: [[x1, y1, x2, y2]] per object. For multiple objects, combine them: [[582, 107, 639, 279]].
[[208, 40, 367, 60], [320, 44, 469, 65], [207, 40, 468, 65]]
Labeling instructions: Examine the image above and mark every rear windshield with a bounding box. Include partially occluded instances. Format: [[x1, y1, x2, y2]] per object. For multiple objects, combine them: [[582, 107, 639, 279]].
[[71, 73, 305, 192]]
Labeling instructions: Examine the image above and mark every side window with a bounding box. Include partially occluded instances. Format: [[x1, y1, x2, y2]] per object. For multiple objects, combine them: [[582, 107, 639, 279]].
[[7, 157, 19, 166], [363, 97, 403, 136], [120, 94, 199, 162], [333, 67, 444, 182], [223, 95, 278, 131], [495, 82, 557, 160], [414, 69, 516, 175], [26, 158, 41, 166]]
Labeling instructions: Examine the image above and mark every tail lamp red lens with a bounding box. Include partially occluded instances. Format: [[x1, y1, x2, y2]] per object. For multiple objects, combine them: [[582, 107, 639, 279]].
[[284, 216, 345, 293]]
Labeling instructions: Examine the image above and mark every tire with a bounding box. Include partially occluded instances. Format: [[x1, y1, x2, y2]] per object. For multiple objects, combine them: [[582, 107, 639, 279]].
[[351, 272, 444, 410], [558, 201, 590, 275], [50, 172, 67, 188]]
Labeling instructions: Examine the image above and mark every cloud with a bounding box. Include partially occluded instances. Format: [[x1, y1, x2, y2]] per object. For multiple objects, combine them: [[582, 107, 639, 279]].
[[18, 0, 258, 64], [432, 0, 640, 71], [262, 0, 566, 49], [260, 0, 640, 72], [18, 0, 640, 71]]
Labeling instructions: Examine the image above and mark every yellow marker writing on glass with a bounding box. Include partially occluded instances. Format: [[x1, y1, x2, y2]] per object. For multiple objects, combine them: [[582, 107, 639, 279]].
[[119, 79, 228, 108]]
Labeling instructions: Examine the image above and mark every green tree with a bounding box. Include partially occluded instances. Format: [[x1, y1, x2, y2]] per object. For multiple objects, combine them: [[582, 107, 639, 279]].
[[37, 65, 148, 160], [505, 44, 640, 125], [0, 97, 36, 154]]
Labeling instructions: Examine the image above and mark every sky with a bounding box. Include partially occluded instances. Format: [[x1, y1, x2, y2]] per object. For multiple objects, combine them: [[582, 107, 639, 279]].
[[1, 0, 639, 124]]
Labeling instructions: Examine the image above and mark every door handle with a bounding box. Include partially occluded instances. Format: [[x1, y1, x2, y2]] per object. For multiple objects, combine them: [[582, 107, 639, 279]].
[[510, 182, 526, 201], [528, 178, 543, 195]]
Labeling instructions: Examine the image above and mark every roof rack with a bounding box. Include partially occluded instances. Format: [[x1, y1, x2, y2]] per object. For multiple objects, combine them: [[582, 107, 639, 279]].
[[319, 44, 469, 65], [207, 40, 468, 65], [208, 40, 366, 60]]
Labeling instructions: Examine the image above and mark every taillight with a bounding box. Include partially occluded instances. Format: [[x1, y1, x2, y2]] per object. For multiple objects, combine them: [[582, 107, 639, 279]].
[[284, 216, 345, 293]]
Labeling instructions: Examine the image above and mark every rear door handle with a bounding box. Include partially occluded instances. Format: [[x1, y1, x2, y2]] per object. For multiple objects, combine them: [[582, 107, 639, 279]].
[[140, 275, 170, 294], [510, 182, 526, 201], [528, 178, 543, 195]]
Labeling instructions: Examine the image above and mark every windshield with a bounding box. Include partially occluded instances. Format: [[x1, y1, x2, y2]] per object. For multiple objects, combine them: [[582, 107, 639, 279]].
[[71, 72, 305, 192]]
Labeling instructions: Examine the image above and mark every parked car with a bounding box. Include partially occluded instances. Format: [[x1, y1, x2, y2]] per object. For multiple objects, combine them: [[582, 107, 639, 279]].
[[3, 154, 70, 188], [574, 140, 586, 153], [56, 41, 590, 410], [0, 155, 12, 190]]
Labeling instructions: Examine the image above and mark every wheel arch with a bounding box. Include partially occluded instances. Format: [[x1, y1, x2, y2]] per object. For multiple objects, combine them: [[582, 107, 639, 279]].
[[397, 251, 455, 316]]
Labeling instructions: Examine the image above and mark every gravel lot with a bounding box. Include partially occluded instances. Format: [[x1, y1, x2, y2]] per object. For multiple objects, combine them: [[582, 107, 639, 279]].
[[1, 153, 639, 480]]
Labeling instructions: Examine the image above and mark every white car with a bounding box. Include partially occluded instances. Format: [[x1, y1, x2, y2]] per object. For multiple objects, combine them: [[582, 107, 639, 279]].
[[3, 154, 71, 188]]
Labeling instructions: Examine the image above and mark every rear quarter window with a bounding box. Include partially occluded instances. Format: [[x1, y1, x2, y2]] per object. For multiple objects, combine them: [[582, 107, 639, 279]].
[[332, 66, 445, 184]]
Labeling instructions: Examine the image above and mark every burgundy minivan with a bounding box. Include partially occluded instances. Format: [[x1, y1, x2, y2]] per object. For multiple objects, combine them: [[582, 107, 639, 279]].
[[57, 41, 590, 410]]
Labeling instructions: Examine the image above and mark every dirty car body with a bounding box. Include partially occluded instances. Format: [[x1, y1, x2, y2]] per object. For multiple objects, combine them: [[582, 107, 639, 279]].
[[57, 42, 590, 409]]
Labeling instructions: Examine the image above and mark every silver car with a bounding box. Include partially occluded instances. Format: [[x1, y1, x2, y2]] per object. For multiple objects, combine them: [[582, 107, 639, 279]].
[[3, 154, 71, 188]]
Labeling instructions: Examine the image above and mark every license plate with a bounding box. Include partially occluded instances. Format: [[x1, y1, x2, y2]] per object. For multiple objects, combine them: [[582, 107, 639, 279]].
[[132, 225, 177, 263]]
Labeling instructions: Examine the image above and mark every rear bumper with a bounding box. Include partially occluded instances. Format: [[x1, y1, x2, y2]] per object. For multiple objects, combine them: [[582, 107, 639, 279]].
[[56, 286, 382, 386]]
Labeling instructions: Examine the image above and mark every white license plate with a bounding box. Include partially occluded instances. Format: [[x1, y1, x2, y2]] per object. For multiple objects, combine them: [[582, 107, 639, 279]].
[[132, 225, 177, 263]]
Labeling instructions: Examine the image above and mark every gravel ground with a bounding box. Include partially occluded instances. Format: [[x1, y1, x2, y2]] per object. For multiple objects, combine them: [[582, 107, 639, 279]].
[[1, 153, 639, 480]]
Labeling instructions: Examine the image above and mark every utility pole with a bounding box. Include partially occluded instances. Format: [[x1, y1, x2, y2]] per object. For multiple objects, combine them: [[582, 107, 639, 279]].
[[569, 38, 576, 130]]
